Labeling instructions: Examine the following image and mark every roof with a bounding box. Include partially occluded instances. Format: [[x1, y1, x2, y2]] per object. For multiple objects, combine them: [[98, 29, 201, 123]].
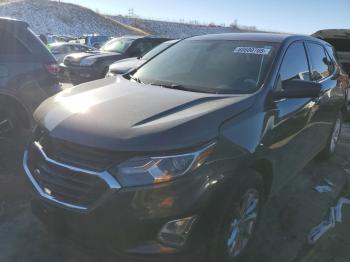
[[312, 29, 350, 39], [119, 35, 170, 40], [48, 42, 89, 47], [188, 33, 317, 43], [0, 17, 28, 27]]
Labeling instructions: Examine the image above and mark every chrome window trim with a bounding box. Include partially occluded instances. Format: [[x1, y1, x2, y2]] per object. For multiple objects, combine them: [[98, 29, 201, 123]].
[[23, 142, 122, 211]]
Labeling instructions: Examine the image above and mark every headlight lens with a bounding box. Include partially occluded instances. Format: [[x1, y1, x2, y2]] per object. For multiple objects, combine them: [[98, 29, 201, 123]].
[[105, 71, 117, 77], [80, 58, 97, 66], [111, 143, 215, 187]]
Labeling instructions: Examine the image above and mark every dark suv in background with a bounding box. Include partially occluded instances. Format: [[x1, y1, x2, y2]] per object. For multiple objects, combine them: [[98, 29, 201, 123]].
[[0, 17, 61, 144], [62, 36, 169, 85], [106, 39, 179, 77]]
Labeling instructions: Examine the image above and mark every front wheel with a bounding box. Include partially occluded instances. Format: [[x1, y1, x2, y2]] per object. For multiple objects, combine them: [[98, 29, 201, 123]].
[[318, 113, 342, 160], [210, 170, 264, 262]]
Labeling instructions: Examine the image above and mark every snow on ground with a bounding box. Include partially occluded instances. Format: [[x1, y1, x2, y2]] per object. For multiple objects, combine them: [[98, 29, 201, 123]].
[[0, 0, 145, 36], [111, 15, 240, 38]]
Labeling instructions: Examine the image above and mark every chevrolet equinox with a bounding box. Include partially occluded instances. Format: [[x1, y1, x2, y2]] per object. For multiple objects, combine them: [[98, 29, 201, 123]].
[[23, 33, 349, 262]]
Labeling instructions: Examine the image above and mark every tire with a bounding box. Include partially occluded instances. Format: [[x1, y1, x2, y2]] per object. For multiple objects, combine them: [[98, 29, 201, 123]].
[[318, 112, 342, 160], [209, 170, 265, 262]]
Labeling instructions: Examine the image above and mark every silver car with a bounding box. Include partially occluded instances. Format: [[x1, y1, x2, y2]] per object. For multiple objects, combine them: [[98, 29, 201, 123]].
[[48, 42, 96, 63]]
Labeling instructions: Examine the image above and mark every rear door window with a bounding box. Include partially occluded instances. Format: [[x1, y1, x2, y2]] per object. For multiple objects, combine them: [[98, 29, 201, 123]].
[[279, 42, 311, 82], [131, 40, 155, 56], [307, 42, 332, 81]]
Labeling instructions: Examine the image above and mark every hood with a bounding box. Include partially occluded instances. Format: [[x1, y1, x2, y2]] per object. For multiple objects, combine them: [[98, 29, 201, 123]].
[[109, 57, 146, 74], [34, 77, 256, 152], [64, 51, 123, 64]]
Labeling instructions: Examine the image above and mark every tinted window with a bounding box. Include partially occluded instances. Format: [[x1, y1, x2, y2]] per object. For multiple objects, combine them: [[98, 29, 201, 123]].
[[59, 45, 71, 53], [279, 42, 311, 82], [325, 50, 335, 74], [142, 41, 174, 60], [130, 40, 156, 56], [0, 30, 30, 55], [307, 43, 331, 81], [133, 40, 277, 94]]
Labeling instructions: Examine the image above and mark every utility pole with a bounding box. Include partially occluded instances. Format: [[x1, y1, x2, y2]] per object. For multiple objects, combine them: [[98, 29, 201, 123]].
[[128, 8, 134, 18]]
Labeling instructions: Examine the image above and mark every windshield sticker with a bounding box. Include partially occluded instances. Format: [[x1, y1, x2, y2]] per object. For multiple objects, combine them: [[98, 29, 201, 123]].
[[234, 47, 271, 55]]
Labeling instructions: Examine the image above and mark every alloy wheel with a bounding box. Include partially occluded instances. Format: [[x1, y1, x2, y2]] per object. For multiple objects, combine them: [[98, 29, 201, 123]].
[[226, 189, 259, 257]]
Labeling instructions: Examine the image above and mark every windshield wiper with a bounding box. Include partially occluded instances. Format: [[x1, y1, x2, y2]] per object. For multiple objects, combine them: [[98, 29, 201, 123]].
[[150, 83, 212, 93], [129, 74, 142, 83]]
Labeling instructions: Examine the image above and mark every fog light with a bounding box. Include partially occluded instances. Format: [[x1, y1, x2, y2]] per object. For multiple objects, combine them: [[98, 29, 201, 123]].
[[158, 216, 197, 248]]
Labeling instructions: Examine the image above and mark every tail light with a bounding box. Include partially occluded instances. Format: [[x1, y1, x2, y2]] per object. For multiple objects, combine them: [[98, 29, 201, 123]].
[[45, 63, 60, 76]]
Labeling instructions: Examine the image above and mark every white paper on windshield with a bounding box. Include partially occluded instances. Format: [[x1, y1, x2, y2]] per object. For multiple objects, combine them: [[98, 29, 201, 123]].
[[233, 47, 271, 55]]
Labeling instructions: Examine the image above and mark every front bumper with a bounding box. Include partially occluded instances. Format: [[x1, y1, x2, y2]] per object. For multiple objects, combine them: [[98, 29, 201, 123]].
[[60, 63, 102, 85], [23, 143, 227, 259]]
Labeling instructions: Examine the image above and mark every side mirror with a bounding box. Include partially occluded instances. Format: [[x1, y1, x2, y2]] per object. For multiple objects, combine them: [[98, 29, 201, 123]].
[[274, 79, 322, 99], [52, 50, 61, 55]]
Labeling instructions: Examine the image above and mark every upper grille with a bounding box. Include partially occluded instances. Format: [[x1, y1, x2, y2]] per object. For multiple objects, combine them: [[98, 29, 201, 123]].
[[64, 57, 80, 66], [38, 136, 128, 172], [27, 143, 110, 208]]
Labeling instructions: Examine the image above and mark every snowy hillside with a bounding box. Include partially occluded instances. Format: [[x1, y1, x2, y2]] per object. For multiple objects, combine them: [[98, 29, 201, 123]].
[[0, 0, 247, 38], [0, 0, 146, 36], [111, 15, 240, 38]]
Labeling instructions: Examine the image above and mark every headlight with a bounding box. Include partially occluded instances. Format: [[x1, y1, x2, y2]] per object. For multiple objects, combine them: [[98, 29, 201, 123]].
[[105, 71, 116, 77], [80, 58, 97, 66], [110, 143, 215, 187]]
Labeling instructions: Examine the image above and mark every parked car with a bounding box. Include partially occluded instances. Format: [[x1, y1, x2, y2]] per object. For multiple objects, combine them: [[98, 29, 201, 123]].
[[312, 29, 350, 110], [47, 35, 77, 44], [76, 35, 111, 49], [62, 36, 170, 85], [106, 39, 179, 77], [48, 42, 96, 63], [0, 17, 61, 144], [24, 33, 348, 262]]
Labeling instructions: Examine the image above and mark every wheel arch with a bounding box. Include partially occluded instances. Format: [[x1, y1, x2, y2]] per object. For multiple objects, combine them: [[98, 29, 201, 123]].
[[249, 158, 274, 200], [0, 93, 31, 129]]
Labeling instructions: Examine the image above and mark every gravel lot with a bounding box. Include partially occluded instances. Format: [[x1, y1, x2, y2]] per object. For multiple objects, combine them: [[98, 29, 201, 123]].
[[1, 118, 350, 261]]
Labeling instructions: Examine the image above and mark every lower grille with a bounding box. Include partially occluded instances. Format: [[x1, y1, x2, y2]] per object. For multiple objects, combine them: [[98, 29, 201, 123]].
[[26, 142, 114, 209]]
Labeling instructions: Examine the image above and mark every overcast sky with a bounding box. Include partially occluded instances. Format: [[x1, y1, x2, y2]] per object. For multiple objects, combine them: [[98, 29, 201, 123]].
[[61, 0, 350, 34]]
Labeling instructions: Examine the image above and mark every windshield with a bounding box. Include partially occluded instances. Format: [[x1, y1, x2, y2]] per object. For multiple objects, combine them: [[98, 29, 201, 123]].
[[90, 35, 110, 44], [133, 40, 277, 94], [101, 38, 134, 53], [142, 41, 176, 60]]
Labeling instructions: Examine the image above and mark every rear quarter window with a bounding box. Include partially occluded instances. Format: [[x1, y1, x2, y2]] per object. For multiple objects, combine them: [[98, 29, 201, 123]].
[[0, 30, 30, 55], [307, 42, 332, 81]]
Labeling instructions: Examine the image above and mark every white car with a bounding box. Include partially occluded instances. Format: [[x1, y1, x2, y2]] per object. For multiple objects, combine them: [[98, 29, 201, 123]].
[[48, 42, 96, 63]]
